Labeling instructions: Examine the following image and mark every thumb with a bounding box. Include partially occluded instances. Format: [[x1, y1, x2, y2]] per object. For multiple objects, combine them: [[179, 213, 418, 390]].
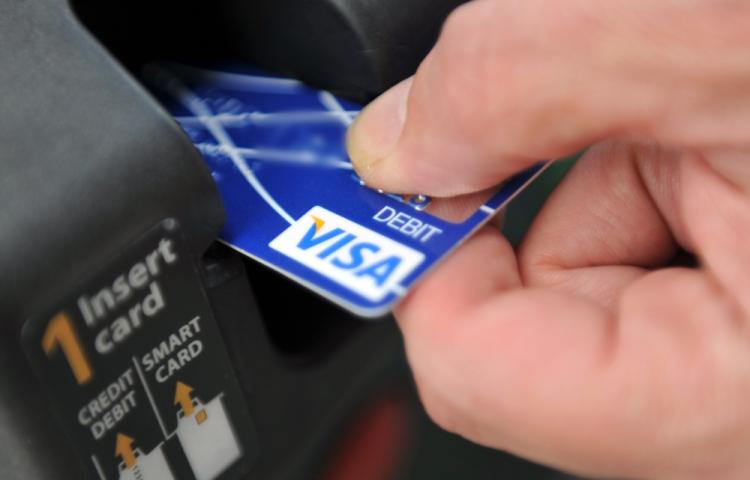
[[346, 0, 750, 197]]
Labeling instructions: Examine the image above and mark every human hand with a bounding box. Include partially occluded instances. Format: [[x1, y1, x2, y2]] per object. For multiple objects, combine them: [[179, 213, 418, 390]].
[[347, 1, 750, 478]]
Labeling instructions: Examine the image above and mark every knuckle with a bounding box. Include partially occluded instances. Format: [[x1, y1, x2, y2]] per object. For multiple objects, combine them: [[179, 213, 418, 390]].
[[405, 333, 473, 437], [413, 373, 464, 434], [440, 1, 482, 44], [434, 0, 557, 156], [403, 329, 466, 434], [434, 3, 505, 140]]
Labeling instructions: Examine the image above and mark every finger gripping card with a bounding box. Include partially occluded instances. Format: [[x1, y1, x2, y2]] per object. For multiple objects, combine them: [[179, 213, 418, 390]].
[[145, 64, 547, 318]]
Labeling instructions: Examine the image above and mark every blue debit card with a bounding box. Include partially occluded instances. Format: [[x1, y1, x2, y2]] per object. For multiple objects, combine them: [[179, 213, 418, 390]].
[[144, 63, 547, 318]]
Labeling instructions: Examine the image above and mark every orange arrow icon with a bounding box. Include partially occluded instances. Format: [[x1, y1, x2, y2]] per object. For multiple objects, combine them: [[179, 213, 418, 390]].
[[174, 381, 195, 416], [115, 433, 136, 470]]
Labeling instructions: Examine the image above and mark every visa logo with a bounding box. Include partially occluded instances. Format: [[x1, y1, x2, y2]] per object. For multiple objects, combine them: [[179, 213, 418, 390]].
[[269, 206, 425, 302]]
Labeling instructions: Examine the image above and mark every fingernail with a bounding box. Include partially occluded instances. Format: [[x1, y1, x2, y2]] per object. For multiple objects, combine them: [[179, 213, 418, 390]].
[[347, 77, 412, 175]]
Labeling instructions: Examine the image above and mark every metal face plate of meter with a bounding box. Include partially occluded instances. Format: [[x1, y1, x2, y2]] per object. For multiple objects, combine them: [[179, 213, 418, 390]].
[[145, 63, 546, 318], [22, 220, 257, 480]]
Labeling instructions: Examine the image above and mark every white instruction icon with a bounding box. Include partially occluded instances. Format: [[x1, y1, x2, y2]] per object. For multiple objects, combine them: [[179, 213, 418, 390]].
[[176, 394, 242, 480], [116, 445, 175, 480]]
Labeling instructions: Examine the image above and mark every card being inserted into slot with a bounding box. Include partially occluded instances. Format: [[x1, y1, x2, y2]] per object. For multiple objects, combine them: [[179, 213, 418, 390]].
[[144, 63, 547, 318]]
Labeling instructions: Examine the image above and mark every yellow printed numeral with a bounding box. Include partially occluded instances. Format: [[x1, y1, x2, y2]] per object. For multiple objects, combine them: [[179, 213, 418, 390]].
[[42, 312, 93, 385]]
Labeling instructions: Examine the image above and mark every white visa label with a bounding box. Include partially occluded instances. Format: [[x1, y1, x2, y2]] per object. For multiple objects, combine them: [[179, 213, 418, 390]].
[[270, 206, 425, 302]]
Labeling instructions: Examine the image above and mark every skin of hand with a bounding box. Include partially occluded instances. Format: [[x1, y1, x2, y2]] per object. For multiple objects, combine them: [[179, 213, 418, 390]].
[[346, 1, 750, 479]]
